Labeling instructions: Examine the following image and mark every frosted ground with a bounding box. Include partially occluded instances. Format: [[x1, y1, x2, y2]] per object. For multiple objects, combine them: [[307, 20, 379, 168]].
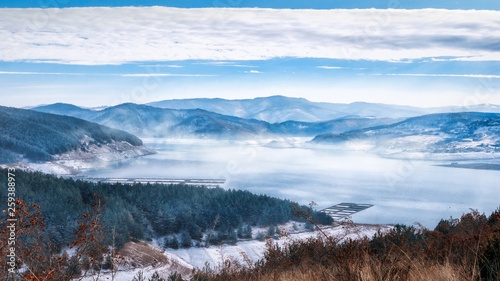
[[82, 222, 390, 280]]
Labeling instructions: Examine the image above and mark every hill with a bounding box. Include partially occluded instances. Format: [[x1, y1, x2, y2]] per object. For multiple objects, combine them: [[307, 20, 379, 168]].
[[312, 112, 500, 154], [92, 103, 273, 138], [0, 106, 152, 164], [31, 102, 97, 120]]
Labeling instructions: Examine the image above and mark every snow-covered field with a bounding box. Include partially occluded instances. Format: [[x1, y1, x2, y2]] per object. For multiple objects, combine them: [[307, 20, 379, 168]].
[[79, 222, 391, 281], [165, 223, 391, 269], [80, 241, 194, 281]]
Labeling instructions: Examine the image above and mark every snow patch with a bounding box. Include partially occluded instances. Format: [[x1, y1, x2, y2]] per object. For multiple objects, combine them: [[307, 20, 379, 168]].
[[24, 141, 155, 175], [165, 223, 391, 269]]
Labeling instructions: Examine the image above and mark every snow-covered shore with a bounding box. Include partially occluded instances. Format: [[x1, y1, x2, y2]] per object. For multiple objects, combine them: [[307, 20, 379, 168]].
[[11, 141, 155, 175]]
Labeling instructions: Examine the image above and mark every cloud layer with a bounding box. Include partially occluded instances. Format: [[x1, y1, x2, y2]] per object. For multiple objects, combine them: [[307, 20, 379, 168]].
[[1, 7, 499, 65]]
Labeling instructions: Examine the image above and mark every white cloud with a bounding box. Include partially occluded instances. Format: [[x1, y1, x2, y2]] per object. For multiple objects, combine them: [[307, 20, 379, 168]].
[[120, 73, 214, 77], [0, 71, 213, 77], [387, 73, 500, 79], [317, 66, 343, 69], [0, 71, 86, 75], [230, 65, 257, 67], [139, 64, 184, 68], [197, 62, 235, 65], [1, 7, 499, 65], [196, 62, 257, 67], [244, 70, 262, 73]]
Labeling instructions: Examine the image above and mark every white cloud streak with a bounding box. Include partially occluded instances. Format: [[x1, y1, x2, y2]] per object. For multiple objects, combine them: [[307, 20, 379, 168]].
[[0, 71, 213, 77], [387, 73, 500, 79], [139, 64, 184, 68], [195, 62, 257, 67], [0, 71, 86, 75], [120, 73, 214, 77], [1, 7, 499, 65], [317, 66, 343, 69]]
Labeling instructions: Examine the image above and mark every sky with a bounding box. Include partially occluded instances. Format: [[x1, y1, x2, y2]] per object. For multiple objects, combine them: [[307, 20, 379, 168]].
[[2, 0, 500, 10], [1, 1, 499, 108]]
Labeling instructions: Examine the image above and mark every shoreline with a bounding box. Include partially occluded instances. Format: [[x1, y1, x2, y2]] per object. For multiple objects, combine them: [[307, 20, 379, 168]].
[[437, 163, 500, 171]]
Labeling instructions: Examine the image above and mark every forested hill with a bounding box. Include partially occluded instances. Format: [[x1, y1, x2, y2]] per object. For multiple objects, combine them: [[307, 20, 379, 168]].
[[0, 168, 333, 249], [0, 106, 146, 164], [312, 112, 500, 154]]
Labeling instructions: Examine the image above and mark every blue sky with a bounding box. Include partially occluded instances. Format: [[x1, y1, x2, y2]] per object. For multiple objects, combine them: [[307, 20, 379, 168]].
[[2, 0, 500, 10], [0, 4, 499, 108]]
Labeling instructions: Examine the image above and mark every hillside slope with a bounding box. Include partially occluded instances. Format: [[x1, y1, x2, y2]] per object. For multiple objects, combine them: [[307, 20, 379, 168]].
[[312, 112, 500, 154], [0, 106, 153, 164]]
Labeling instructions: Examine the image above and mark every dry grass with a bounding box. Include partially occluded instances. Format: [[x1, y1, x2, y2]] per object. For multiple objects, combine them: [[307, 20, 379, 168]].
[[194, 256, 473, 281], [119, 241, 171, 268], [119, 241, 193, 277], [191, 208, 500, 281]]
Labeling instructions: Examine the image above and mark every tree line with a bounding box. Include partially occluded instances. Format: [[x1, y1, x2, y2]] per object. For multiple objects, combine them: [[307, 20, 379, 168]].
[[0, 168, 332, 251]]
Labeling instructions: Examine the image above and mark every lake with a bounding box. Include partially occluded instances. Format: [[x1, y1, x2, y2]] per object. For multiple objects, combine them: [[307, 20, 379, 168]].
[[85, 138, 500, 228]]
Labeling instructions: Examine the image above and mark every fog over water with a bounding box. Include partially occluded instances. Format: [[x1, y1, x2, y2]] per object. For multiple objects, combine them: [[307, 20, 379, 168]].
[[86, 138, 500, 228]]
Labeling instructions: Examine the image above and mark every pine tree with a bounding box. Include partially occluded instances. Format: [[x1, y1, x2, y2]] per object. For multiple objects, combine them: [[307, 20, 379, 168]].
[[237, 225, 244, 238], [245, 225, 253, 239], [267, 225, 276, 236], [180, 232, 192, 248], [164, 235, 179, 249], [150, 271, 166, 281]]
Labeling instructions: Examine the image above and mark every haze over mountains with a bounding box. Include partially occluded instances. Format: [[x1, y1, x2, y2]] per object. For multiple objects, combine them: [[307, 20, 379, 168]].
[[147, 95, 500, 123], [14, 95, 500, 158], [313, 112, 500, 155], [32, 101, 395, 139]]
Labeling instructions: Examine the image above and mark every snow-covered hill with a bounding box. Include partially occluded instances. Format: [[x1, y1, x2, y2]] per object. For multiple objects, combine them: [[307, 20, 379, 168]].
[[164, 222, 391, 269], [0, 106, 154, 167], [82, 223, 391, 280], [312, 112, 500, 157]]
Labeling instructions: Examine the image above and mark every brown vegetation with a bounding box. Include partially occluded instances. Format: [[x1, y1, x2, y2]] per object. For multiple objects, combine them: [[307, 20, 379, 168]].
[[0, 195, 120, 281], [2, 192, 499, 281], [190, 208, 500, 281], [118, 241, 192, 277]]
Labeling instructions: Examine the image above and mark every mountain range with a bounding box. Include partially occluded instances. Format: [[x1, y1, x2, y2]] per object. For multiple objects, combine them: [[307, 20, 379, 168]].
[[32, 102, 395, 138], [22, 96, 500, 156], [147, 95, 500, 123], [312, 112, 500, 154]]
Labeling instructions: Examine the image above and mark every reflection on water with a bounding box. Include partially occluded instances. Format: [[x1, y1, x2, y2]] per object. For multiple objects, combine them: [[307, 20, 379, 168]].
[[85, 139, 500, 228]]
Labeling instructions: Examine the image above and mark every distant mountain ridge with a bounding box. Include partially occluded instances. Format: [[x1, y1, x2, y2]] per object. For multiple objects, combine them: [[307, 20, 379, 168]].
[[146, 96, 500, 123], [147, 96, 426, 123], [33, 103, 395, 138], [312, 112, 500, 154], [0, 106, 153, 164], [31, 98, 500, 147]]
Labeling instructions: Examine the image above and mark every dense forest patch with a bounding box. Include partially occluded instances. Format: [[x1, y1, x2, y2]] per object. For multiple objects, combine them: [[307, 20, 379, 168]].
[[0, 106, 143, 163], [0, 168, 332, 250]]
